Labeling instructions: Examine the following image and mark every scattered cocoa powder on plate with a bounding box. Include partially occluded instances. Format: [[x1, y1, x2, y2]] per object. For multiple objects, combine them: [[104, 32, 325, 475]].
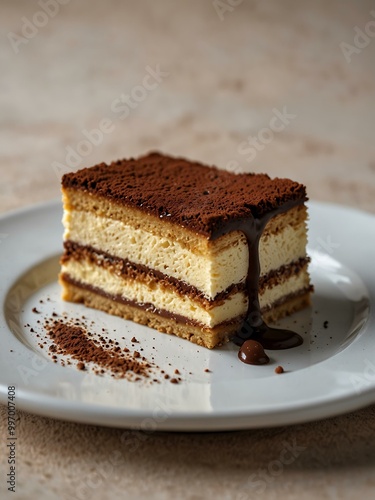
[[44, 319, 152, 380]]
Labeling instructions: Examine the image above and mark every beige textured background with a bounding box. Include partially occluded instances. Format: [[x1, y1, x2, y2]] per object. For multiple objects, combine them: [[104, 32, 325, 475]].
[[1, 0, 375, 499]]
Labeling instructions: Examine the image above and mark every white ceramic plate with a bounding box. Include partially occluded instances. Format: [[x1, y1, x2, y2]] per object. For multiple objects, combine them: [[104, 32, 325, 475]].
[[0, 200, 374, 431]]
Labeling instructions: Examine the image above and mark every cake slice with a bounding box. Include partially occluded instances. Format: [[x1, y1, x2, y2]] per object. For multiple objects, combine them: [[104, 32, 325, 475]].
[[60, 152, 312, 349]]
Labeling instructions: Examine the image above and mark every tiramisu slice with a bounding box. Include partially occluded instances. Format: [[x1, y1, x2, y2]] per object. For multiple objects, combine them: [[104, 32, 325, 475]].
[[60, 152, 312, 349]]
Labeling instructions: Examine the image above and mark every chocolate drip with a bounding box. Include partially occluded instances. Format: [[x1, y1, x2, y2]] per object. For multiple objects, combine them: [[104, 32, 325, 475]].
[[211, 199, 303, 356]]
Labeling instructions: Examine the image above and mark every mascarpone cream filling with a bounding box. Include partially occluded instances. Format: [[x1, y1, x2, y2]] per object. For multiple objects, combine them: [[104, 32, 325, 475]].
[[64, 210, 307, 299]]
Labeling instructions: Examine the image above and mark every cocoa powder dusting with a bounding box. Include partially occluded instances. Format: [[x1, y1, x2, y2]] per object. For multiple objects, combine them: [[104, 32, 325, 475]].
[[44, 319, 152, 380]]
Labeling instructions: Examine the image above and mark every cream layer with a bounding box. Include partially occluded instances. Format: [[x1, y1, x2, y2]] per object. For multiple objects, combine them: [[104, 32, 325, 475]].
[[61, 259, 246, 327], [63, 209, 307, 299], [61, 259, 310, 327]]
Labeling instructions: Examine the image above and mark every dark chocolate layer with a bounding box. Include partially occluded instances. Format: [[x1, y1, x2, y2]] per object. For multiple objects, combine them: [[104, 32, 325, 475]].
[[62, 152, 307, 237]]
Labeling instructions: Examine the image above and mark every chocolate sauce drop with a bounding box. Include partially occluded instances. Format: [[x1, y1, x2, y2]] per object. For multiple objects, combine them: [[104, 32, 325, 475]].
[[238, 340, 269, 365], [211, 199, 304, 355]]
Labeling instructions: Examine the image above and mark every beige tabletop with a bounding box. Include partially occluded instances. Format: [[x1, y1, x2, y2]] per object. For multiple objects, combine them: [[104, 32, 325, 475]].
[[1, 1, 375, 499]]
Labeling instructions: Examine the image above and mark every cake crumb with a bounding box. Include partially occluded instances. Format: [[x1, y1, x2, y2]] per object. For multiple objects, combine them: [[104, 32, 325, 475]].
[[275, 366, 284, 374], [204, 368, 211, 373], [131, 336, 139, 343], [323, 320, 329, 329], [170, 378, 179, 384], [174, 369, 180, 375], [32, 307, 40, 314]]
